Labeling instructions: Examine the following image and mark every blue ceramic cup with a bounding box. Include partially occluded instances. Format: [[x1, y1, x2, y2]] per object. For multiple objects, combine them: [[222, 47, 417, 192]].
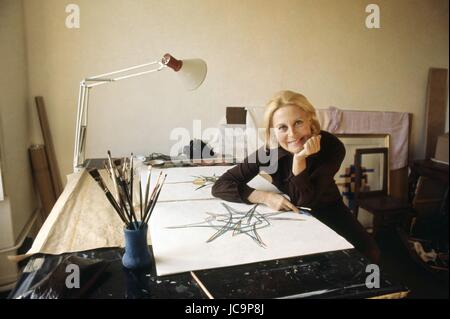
[[122, 222, 152, 270]]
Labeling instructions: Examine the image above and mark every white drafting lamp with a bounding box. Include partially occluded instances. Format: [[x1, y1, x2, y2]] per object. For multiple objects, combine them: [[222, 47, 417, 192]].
[[73, 53, 207, 172]]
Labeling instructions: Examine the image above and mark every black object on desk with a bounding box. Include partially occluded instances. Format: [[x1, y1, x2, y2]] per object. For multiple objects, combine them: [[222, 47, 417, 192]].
[[8, 247, 408, 299]]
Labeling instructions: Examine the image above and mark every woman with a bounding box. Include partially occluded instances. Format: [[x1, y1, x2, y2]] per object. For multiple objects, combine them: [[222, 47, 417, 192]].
[[212, 90, 380, 263]]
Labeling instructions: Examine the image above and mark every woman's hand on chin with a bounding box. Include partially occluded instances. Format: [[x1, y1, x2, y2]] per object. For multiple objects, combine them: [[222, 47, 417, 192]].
[[294, 135, 321, 159]]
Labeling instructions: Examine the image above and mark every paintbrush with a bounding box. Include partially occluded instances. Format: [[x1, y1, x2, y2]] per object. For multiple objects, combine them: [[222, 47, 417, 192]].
[[296, 206, 312, 215], [112, 160, 133, 222], [88, 169, 129, 225], [107, 150, 121, 206], [122, 157, 126, 175], [117, 186, 132, 224], [144, 171, 162, 214], [117, 169, 139, 228], [142, 174, 167, 227], [144, 166, 152, 215], [130, 153, 134, 219], [139, 179, 143, 221], [141, 179, 161, 226]]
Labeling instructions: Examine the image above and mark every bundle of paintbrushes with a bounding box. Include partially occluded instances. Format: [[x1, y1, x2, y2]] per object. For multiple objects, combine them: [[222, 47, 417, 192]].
[[88, 151, 166, 230]]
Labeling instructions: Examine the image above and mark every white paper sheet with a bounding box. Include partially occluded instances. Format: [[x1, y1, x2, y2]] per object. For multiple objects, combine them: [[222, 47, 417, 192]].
[[150, 200, 353, 276], [140, 166, 232, 184], [140, 165, 280, 202]]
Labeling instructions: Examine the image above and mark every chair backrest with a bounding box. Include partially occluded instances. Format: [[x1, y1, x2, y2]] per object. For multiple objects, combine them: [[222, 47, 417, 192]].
[[354, 147, 389, 200]]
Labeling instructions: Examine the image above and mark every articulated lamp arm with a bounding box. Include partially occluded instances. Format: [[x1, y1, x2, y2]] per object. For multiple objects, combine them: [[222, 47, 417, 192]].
[[73, 54, 206, 172]]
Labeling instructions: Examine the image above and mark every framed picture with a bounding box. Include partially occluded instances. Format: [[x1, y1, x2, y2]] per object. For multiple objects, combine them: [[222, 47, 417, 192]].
[[334, 134, 390, 229]]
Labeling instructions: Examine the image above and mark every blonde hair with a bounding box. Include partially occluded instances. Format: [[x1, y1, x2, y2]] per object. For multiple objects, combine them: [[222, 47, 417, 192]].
[[264, 90, 321, 148]]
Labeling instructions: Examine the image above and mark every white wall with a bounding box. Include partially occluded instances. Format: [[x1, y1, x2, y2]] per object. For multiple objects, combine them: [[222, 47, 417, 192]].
[[0, 0, 37, 241], [22, 0, 449, 181]]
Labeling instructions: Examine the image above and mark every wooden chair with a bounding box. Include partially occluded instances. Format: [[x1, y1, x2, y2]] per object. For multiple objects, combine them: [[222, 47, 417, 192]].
[[354, 147, 412, 237]]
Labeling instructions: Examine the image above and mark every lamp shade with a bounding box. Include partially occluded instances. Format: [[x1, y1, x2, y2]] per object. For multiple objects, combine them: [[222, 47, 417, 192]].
[[162, 54, 207, 90]]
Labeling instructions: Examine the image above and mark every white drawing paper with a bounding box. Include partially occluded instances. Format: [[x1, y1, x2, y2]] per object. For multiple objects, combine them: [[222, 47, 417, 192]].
[[150, 200, 354, 276]]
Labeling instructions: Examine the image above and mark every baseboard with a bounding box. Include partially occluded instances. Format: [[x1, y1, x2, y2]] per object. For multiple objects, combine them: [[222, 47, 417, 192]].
[[0, 209, 40, 292]]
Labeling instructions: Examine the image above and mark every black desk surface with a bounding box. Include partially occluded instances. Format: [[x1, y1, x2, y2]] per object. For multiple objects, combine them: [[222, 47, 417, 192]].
[[9, 246, 408, 299]]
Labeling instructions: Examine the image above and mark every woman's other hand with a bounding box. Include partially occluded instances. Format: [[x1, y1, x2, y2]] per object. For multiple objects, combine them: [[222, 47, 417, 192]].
[[263, 192, 299, 213]]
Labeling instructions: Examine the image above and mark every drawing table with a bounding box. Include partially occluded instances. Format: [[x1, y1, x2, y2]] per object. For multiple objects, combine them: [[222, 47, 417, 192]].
[[8, 159, 409, 299]]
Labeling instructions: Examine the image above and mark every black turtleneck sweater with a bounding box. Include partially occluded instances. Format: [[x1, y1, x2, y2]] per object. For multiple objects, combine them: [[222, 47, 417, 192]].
[[212, 130, 345, 209]]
